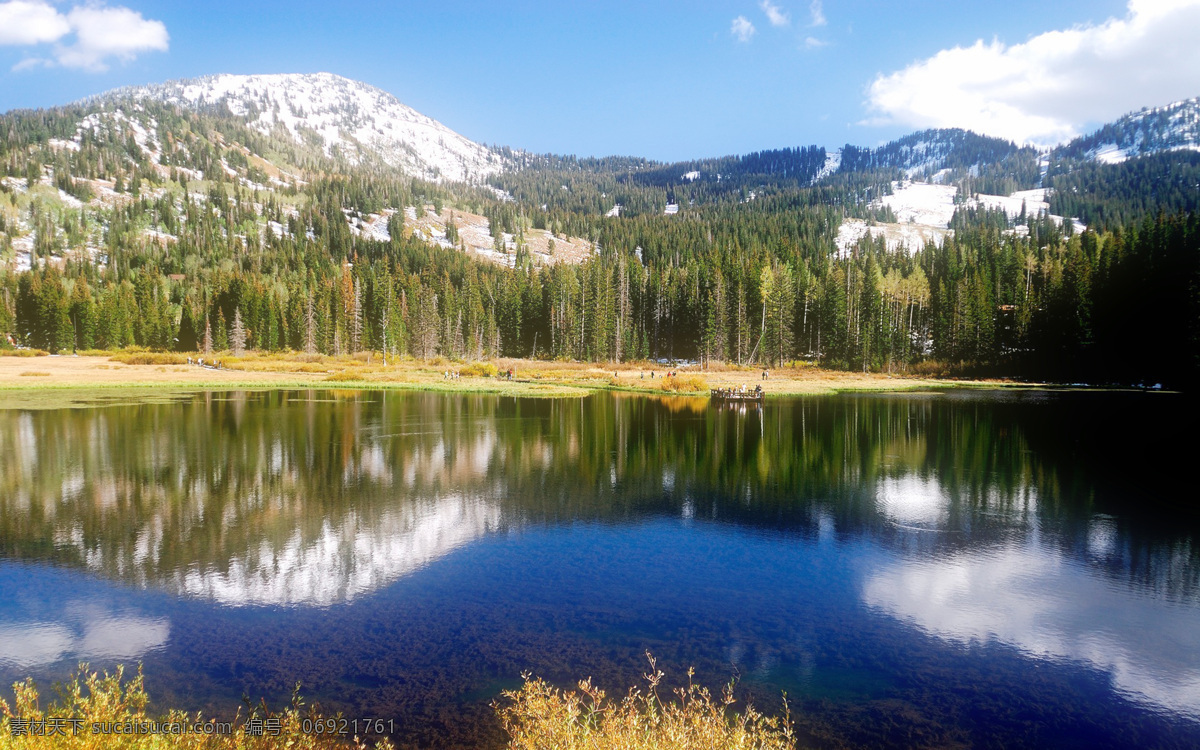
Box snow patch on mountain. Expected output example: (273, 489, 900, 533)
(878, 182, 958, 227)
(972, 188, 1050, 219)
(109, 73, 506, 183)
(836, 218, 951, 255)
(1087, 144, 1131, 165)
(1062, 96, 1200, 164)
(837, 181, 1087, 255)
(813, 148, 841, 182)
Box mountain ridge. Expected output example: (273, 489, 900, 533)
(9, 71, 1199, 188)
(93, 72, 507, 183)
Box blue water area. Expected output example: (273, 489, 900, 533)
(0, 389, 1197, 748)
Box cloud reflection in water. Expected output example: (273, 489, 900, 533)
(0, 608, 169, 669)
(864, 479, 1200, 719)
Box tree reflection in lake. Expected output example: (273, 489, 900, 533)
(0, 389, 1196, 748)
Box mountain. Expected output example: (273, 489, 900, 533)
(2, 73, 1198, 386)
(838, 128, 1038, 179)
(101, 73, 506, 183)
(1053, 97, 1200, 165)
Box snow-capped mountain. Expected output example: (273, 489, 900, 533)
(101, 73, 506, 183)
(1057, 97, 1200, 165)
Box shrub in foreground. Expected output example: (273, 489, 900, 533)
(0, 665, 391, 750)
(497, 656, 795, 750)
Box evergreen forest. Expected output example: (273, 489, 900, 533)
(1, 92, 1198, 388)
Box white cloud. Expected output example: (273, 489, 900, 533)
(0, 1, 70, 45)
(0, 0, 168, 73)
(731, 15, 756, 43)
(58, 4, 169, 71)
(11, 56, 45, 71)
(804, 36, 828, 50)
(808, 0, 826, 27)
(864, 0, 1200, 146)
(760, 0, 790, 27)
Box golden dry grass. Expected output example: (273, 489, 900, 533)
(497, 656, 795, 750)
(110, 352, 189, 366)
(659, 374, 708, 393)
(0, 349, 49, 357)
(460, 361, 499, 378)
(0, 352, 1019, 399)
(0, 665, 391, 750)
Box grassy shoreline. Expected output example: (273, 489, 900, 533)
(0, 351, 1035, 409)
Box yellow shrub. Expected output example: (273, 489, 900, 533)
(497, 656, 794, 750)
(659, 374, 707, 393)
(0, 664, 393, 750)
(324, 370, 368, 383)
(110, 352, 188, 366)
(0, 349, 49, 357)
(460, 361, 498, 378)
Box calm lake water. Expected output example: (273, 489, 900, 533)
(1, 388, 1198, 749)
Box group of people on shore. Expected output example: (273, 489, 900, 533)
(187, 357, 222, 369)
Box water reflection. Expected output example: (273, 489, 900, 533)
(0, 388, 1197, 747)
(176, 495, 503, 606)
(0, 391, 1196, 604)
(0, 606, 168, 669)
(864, 538, 1200, 719)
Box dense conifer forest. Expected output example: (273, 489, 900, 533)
(1, 93, 1198, 388)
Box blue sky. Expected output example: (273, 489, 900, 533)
(2, 0, 1198, 161)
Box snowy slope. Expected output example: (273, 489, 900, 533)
(106, 73, 506, 183)
(878, 182, 958, 227)
(836, 182, 1085, 255)
(973, 188, 1050, 219)
(813, 148, 841, 182)
(1060, 96, 1200, 165)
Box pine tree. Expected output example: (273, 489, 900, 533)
(176, 305, 198, 352)
(203, 316, 213, 355)
(68, 276, 95, 351)
(762, 264, 795, 367)
(215, 309, 229, 351)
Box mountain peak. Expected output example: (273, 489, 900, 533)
(103, 72, 505, 183)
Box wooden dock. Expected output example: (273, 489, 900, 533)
(710, 388, 764, 403)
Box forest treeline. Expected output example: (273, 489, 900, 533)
(1, 98, 1198, 388)
(3, 191, 1197, 387)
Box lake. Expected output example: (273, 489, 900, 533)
(0, 388, 1197, 748)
